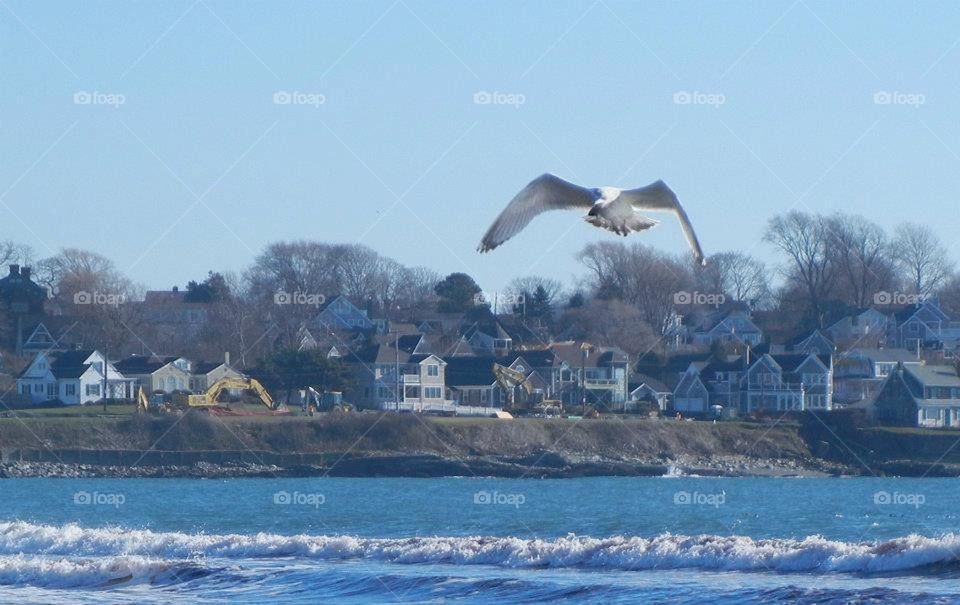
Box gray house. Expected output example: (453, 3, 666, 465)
(872, 364, 960, 428)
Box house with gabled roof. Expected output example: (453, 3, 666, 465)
(140, 288, 209, 337)
(779, 329, 835, 356)
(834, 347, 923, 405)
(396, 333, 430, 356)
(668, 355, 749, 415)
(16, 349, 134, 405)
(464, 323, 513, 357)
(628, 373, 671, 412)
(114, 354, 192, 394)
(189, 355, 247, 392)
(673, 363, 711, 413)
(545, 342, 630, 408)
(889, 300, 960, 354)
(685, 307, 763, 349)
(444, 356, 503, 409)
(314, 296, 375, 332)
(826, 307, 892, 348)
(342, 342, 448, 411)
(872, 364, 960, 428)
(741, 353, 833, 412)
(445, 351, 552, 411)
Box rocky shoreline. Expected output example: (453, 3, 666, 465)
(0, 452, 859, 479)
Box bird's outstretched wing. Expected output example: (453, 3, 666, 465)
(619, 180, 706, 265)
(478, 173, 595, 253)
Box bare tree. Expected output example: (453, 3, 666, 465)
(194, 272, 268, 366)
(387, 265, 439, 316)
(0, 241, 34, 268)
(559, 299, 660, 356)
(764, 211, 837, 326)
(891, 223, 954, 296)
(698, 251, 770, 307)
(937, 272, 960, 317)
(33, 248, 146, 355)
(824, 213, 897, 309)
(578, 241, 692, 336)
(36, 248, 137, 303)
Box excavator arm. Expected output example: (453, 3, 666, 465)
(178, 377, 278, 410)
(136, 386, 150, 414)
(493, 364, 534, 394)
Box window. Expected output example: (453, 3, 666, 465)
(481, 389, 488, 403)
(47, 383, 55, 397)
(86, 384, 101, 397)
(424, 387, 442, 399)
(515, 364, 525, 373)
(427, 365, 439, 377)
(65, 384, 76, 396)
(33, 384, 43, 393)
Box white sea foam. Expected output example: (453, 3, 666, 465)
(0, 554, 196, 588)
(0, 521, 957, 574)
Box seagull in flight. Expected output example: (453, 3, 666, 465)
(477, 173, 706, 265)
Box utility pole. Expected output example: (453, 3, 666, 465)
(395, 330, 400, 412)
(102, 347, 108, 412)
(580, 343, 590, 416)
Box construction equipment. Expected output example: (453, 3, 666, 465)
(305, 386, 353, 414)
(492, 363, 561, 413)
(173, 377, 282, 411)
(136, 386, 150, 414)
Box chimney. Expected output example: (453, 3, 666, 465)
(8, 264, 19, 276)
(224, 351, 231, 366)
(21, 267, 31, 280)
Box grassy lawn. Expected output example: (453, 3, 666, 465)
(870, 426, 960, 437)
(4, 404, 138, 417)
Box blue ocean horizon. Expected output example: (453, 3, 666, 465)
(1, 476, 958, 604)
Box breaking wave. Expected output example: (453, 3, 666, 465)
(1, 521, 959, 575)
(0, 554, 213, 588)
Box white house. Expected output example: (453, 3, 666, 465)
(114, 355, 192, 394)
(17, 349, 134, 405)
(189, 359, 247, 392)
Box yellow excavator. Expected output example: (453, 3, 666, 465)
(172, 377, 283, 411)
(492, 363, 562, 415)
(136, 386, 151, 414)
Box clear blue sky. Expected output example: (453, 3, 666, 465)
(2, 1, 959, 294)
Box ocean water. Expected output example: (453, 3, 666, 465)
(1, 476, 959, 603)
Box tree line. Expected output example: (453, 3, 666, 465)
(1, 211, 957, 363)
